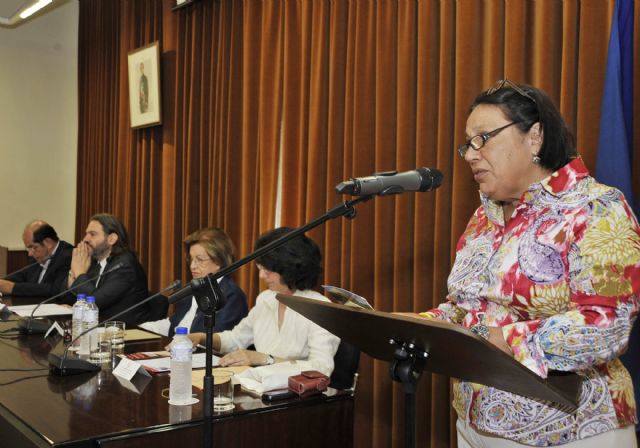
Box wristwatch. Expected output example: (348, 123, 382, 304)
(265, 354, 275, 365)
(470, 324, 490, 340)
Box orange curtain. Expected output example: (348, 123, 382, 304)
(76, 1, 640, 447)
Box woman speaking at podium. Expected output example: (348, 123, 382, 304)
(420, 80, 639, 447)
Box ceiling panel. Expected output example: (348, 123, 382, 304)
(0, 1, 28, 20)
(0, 1, 69, 28)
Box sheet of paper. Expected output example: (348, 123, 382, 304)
(124, 329, 162, 341)
(9, 304, 72, 317)
(192, 366, 248, 390)
(234, 361, 308, 394)
(321, 285, 374, 310)
(130, 352, 221, 373)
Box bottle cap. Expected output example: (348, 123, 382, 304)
(86, 296, 96, 303)
(77, 294, 86, 300)
(175, 327, 188, 335)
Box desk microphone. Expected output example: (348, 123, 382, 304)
(48, 280, 181, 376)
(18, 262, 124, 335)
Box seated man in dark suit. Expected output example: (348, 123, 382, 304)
(0, 221, 73, 297)
(62, 213, 149, 327)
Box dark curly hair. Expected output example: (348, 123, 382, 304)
(89, 213, 131, 256)
(255, 227, 322, 291)
(471, 81, 577, 172)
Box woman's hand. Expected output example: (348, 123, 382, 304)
(187, 333, 204, 347)
(219, 349, 270, 367)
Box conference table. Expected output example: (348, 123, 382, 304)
(0, 298, 354, 447)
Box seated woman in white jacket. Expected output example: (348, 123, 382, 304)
(188, 227, 340, 376)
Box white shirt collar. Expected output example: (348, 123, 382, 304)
(40, 241, 60, 268)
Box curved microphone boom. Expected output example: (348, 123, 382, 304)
(1, 255, 52, 280)
(48, 280, 181, 376)
(18, 262, 125, 334)
(336, 167, 443, 196)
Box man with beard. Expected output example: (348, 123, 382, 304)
(0, 220, 73, 297)
(63, 213, 149, 326)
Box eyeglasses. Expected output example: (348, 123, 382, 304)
(486, 79, 537, 106)
(187, 255, 212, 266)
(25, 243, 43, 252)
(457, 121, 520, 158)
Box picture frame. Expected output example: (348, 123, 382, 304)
(172, 0, 201, 10)
(127, 41, 162, 129)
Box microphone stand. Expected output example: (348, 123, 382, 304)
(1, 260, 42, 280)
(168, 195, 373, 448)
(18, 262, 124, 334)
(48, 280, 181, 376)
(191, 277, 225, 448)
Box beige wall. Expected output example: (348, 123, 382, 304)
(0, 1, 78, 249)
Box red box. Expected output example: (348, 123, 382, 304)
(288, 370, 330, 397)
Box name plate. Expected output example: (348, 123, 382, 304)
(113, 357, 151, 381)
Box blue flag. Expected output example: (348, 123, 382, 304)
(596, 0, 636, 214)
(596, 0, 638, 434)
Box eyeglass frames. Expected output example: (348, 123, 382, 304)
(486, 79, 537, 106)
(456, 79, 536, 158)
(187, 255, 212, 266)
(25, 242, 43, 252)
(457, 121, 520, 158)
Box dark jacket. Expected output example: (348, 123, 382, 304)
(7, 241, 73, 297)
(62, 251, 149, 327)
(168, 276, 248, 337)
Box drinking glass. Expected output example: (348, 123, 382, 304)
(104, 321, 126, 355)
(88, 328, 112, 364)
(213, 370, 234, 412)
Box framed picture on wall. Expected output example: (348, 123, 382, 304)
(127, 41, 162, 129)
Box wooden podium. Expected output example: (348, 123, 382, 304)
(276, 293, 583, 446)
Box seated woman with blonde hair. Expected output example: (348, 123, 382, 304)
(141, 227, 248, 336)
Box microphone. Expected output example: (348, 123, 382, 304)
(167, 278, 205, 305)
(48, 280, 181, 376)
(167, 276, 226, 311)
(336, 167, 443, 196)
(1, 258, 48, 280)
(18, 262, 124, 334)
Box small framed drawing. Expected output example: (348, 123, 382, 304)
(127, 41, 162, 129)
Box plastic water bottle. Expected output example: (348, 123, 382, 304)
(70, 294, 87, 350)
(169, 327, 193, 404)
(80, 296, 99, 355)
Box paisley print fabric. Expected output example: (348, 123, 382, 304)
(421, 158, 640, 446)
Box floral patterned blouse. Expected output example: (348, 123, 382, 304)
(421, 158, 639, 446)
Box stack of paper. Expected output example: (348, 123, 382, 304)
(125, 352, 221, 373)
(235, 361, 312, 394)
(9, 304, 72, 317)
